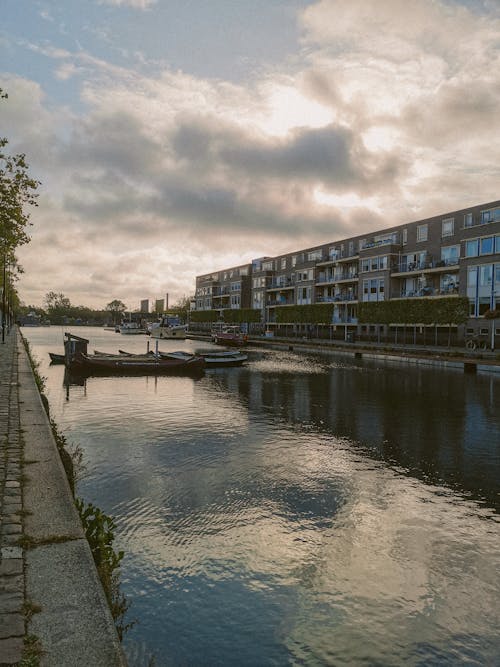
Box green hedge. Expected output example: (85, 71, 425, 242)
(275, 303, 334, 324)
(358, 297, 469, 325)
(223, 308, 262, 323)
(189, 310, 219, 323)
(189, 308, 261, 324)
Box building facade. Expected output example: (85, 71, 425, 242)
(193, 200, 500, 342)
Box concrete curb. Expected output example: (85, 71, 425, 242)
(17, 337, 127, 666)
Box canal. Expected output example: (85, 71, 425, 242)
(24, 326, 500, 666)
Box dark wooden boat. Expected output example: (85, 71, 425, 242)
(70, 352, 205, 375)
(118, 349, 248, 367)
(49, 352, 65, 364)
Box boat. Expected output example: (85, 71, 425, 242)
(49, 352, 65, 364)
(149, 316, 187, 339)
(213, 326, 248, 347)
(69, 352, 205, 375)
(118, 348, 247, 367)
(119, 321, 147, 335)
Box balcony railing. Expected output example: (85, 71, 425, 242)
(316, 295, 358, 303)
(317, 272, 359, 283)
(392, 286, 459, 299)
(393, 258, 459, 274)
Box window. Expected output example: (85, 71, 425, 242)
(442, 218, 454, 237)
(329, 247, 338, 261)
(480, 237, 494, 255)
(496, 235, 500, 253)
(361, 259, 370, 272)
(307, 249, 323, 261)
(466, 239, 479, 257)
(479, 264, 493, 287)
(262, 261, 273, 271)
(291, 255, 297, 267)
(464, 212, 473, 227)
(441, 245, 460, 265)
(348, 241, 354, 256)
(481, 208, 500, 224)
(281, 258, 286, 269)
(402, 229, 408, 245)
(417, 224, 428, 242)
(467, 267, 477, 288)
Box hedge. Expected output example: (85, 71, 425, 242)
(357, 297, 470, 325)
(275, 303, 334, 324)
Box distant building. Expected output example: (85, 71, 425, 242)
(192, 199, 500, 344)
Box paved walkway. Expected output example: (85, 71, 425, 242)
(0, 328, 126, 666)
(0, 328, 25, 664)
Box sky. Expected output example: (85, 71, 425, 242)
(2, 0, 500, 311)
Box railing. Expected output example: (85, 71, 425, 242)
(392, 286, 459, 298)
(316, 295, 357, 303)
(267, 299, 294, 306)
(317, 272, 359, 283)
(332, 316, 358, 324)
(394, 258, 459, 273)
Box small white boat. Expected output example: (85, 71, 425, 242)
(149, 317, 187, 339)
(119, 321, 147, 335)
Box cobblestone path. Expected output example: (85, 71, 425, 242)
(0, 329, 25, 665)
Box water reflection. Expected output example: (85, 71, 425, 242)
(22, 328, 500, 666)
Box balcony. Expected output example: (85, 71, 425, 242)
(267, 299, 294, 307)
(316, 295, 358, 303)
(391, 259, 459, 276)
(317, 272, 359, 285)
(391, 286, 459, 299)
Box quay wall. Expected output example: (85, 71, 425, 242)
(187, 333, 500, 374)
(17, 333, 127, 666)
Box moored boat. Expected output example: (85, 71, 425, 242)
(70, 352, 205, 375)
(213, 326, 248, 347)
(149, 316, 187, 339)
(49, 352, 65, 364)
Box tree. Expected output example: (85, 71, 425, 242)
(45, 291, 71, 311)
(105, 299, 127, 324)
(1, 88, 40, 341)
(170, 295, 191, 322)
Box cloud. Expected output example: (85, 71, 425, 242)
(5, 0, 500, 307)
(97, 0, 157, 9)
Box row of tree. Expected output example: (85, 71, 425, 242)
(20, 293, 191, 326)
(1, 88, 40, 339)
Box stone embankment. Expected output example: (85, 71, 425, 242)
(0, 328, 126, 666)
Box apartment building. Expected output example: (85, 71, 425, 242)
(193, 199, 500, 340)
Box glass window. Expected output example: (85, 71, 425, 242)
(291, 255, 297, 267)
(402, 228, 408, 244)
(495, 235, 500, 253)
(464, 212, 473, 227)
(280, 258, 286, 269)
(441, 245, 460, 264)
(466, 239, 479, 257)
(442, 218, 454, 237)
(417, 224, 428, 242)
(371, 258, 378, 271)
(467, 267, 477, 287)
(479, 265, 493, 286)
(480, 237, 494, 255)
(380, 256, 388, 269)
(361, 259, 370, 272)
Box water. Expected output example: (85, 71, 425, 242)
(23, 327, 500, 666)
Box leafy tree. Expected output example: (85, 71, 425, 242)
(1, 88, 40, 337)
(105, 299, 127, 324)
(170, 295, 191, 321)
(45, 291, 71, 311)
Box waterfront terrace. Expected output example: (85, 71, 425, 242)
(192, 199, 500, 347)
